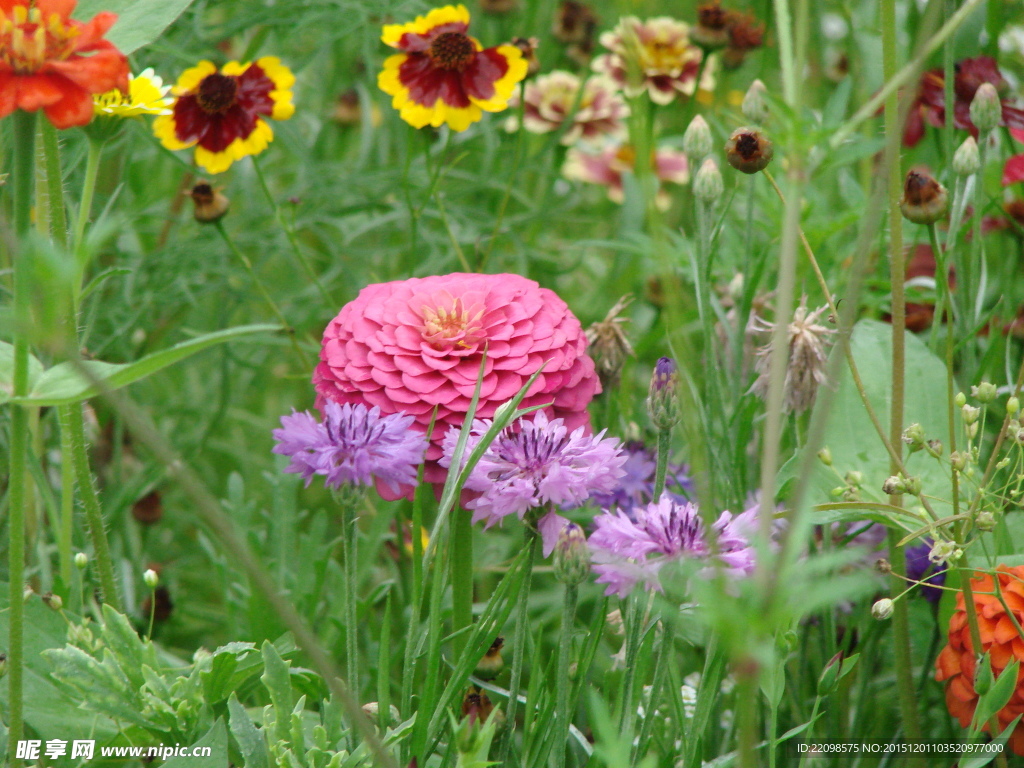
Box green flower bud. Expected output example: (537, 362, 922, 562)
(741, 79, 769, 125)
(950, 451, 967, 472)
(553, 523, 591, 586)
(962, 405, 981, 425)
(975, 509, 997, 531)
(871, 598, 894, 620)
(972, 382, 998, 403)
(817, 447, 833, 466)
(969, 83, 1002, 134)
(926, 439, 943, 458)
(844, 470, 863, 487)
(683, 115, 713, 161)
(1008, 396, 1020, 415)
(952, 136, 980, 176)
(42, 592, 63, 611)
(902, 423, 926, 452)
(74, 552, 88, 570)
(904, 476, 922, 496)
(143, 568, 159, 590)
(817, 651, 844, 697)
(647, 357, 681, 429)
(693, 157, 724, 202)
(882, 475, 904, 495)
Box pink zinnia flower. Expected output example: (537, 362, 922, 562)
(563, 142, 689, 210)
(314, 272, 601, 498)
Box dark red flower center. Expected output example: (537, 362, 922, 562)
(735, 132, 758, 159)
(428, 32, 475, 70)
(196, 73, 239, 114)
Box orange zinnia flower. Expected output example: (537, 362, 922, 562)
(935, 565, 1024, 755)
(377, 4, 527, 132)
(0, 0, 129, 129)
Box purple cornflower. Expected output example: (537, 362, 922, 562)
(440, 410, 627, 555)
(272, 401, 427, 494)
(905, 539, 947, 603)
(589, 441, 694, 515)
(589, 497, 758, 597)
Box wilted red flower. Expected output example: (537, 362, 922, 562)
(0, 0, 129, 129)
(313, 273, 601, 497)
(377, 4, 527, 132)
(935, 565, 1024, 755)
(154, 57, 295, 174)
(903, 56, 1024, 147)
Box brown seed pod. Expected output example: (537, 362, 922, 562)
(190, 181, 230, 223)
(899, 167, 948, 224)
(725, 127, 773, 173)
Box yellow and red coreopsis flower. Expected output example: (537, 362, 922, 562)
(936, 565, 1024, 755)
(153, 57, 295, 174)
(0, 0, 129, 129)
(377, 4, 527, 132)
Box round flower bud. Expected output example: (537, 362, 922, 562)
(817, 447, 832, 466)
(926, 439, 943, 457)
(511, 37, 540, 77)
(42, 593, 63, 611)
(74, 552, 88, 570)
(904, 476, 922, 496)
(1008, 396, 1020, 415)
(899, 168, 948, 224)
(952, 136, 980, 176)
(902, 422, 926, 452)
(961, 405, 981, 425)
(553, 523, 591, 586)
(190, 182, 230, 224)
(474, 637, 505, 681)
(971, 382, 997, 403)
(693, 157, 724, 202)
(683, 115, 713, 161)
(844, 470, 863, 487)
(143, 568, 159, 589)
(691, 2, 731, 49)
(725, 127, 773, 174)
(975, 509, 997, 531)
(882, 475, 904, 495)
(969, 82, 1002, 134)
(647, 357, 681, 429)
(875, 558, 892, 574)
(950, 451, 967, 471)
(871, 598, 894, 620)
(741, 79, 769, 124)
(955, 392, 967, 407)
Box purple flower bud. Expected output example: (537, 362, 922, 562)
(647, 357, 680, 429)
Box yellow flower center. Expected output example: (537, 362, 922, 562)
(421, 299, 485, 349)
(428, 32, 475, 71)
(0, 5, 80, 75)
(196, 73, 239, 114)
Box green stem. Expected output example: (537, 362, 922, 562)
(251, 157, 334, 307)
(653, 427, 671, 501)
(882, 0, 921, 740)
(7, 108, 37, 763)
(499, 531, 538, 766)
(73, 137, 103, 266)
(56, 407, 76, 588)
(553, 583, 579, 768)
(66, 402, 121, 611)
(634, 615, 673, 761)
(617, 595, 646, 740)
(342, 494, 360, 705)
(450, 507, 474, 664)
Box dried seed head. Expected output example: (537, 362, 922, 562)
(511, 37, 541, 76)
(741, 79, 769, 124)
(480, 0, 518, 14)
(683, 115, 713, 161)
(722, 12, 765, 69)
(585, 294, 635, 389)
(970, 82, 1002, 134)
(952, 136, 980, 176)
(875, 558, 892, 574)
(190, 182, 230, 223)
(692, 2, 731, 49)
(725, 127, 773, 173)
(749, 298, 835, 413)
(694, 157, 724, 202)
(474, 637, 505, 681)
(333, 89, 362, 125)
(553, 0, 597, 45)
(898, 168, 948, 224)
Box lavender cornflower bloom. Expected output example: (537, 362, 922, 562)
(272, 401, 427, 494)
(440, 410, 627, 555)
(589, 441, 694, 515)
(590, 497, 757, 597)
(905, 539, 947, 603)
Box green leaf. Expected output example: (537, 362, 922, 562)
(202, 652, 239, 705)
(161, 718, 228, 768)
(228, 694, 270, 768)
(974, 659, 1020, 731)
(0, 342, 44, 405)
(260, 640, 294, 743)
(9, 324, 279, 406)
(74, 0, 198, 55)
(793, 319, 953, 528)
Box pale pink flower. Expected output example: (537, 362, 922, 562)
(314, 273, 601, 497)
(507, 70, 628, 144)
(563, 142, 689, 210)
(592, 16, 709, 105)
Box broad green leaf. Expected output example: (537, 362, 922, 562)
(792, 319, 953, 532)
(260, 640, 294, 743)
(74, 0, 198, 55)
(0, 342, 44, 405)
(161, 718, 228, 768)
(9, 324, 279, 406)
(974, 659, 1020, 732)
(228, 694, 270, 768)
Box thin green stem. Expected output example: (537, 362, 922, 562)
(342, 495, 360, 707)
(553, 582, 579, 768)
(450, 507, 474, 663)
(499, 531, 538, 767)
(56, 407, 76, 588)
(617, 595, 645, 741)
(73, 138, 103, 265)
(634, 615, 673, 761)
(146, 586, 157, 639)
(251, 157, 334, 307)
(66, 402, 120, 611)
(7, 108, 37, 763)
(653, 428, 671, 501)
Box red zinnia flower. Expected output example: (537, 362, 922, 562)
(153, 57, 295, 174)
(377, 4, 528, 132)
(936, 565, 1024, 755)
(0, 0, 129, 129)
(903, 56, 1024, 147)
